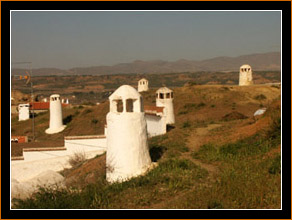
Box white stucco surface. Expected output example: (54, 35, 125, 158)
(64, 136, 107, 150)
(18, 104, 30, 121)
(156, 87, 175, 125)
(239, 64, 253, 86)
(145, 114, 167, 137)
(106, 85, 152, 183)
(106, 113, 152, 183)
(138, 78, 149, 92)
(11, 139, 106, 182)
(12, 171, 65, 200)
(46, 94, 66, 134)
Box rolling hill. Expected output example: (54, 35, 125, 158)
(11, 52, 280, 76)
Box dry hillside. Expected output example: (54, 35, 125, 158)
(12, 84, 281, 209)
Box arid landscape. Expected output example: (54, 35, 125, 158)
(11, 74, 281, 209)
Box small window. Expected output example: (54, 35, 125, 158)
(166, 93, 170, 99)
(171, 92, 173, 98)
(126, 99, 134, 112)
(140, 97, 144, 112)
(116, 100, 123, 112)
(156, 93, 159, 98)
(159, 93, 164, 99)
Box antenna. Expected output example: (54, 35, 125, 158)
(12, 62, 35, 141)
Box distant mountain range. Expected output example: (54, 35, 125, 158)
(12, 52, 280, 76)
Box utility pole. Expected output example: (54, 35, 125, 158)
(12, 61, 35, 141)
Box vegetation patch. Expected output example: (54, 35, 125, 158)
(221, 111, 248, 121)
(68, 152, 87, 167)
(268, 154, 281, 175)
(184, 102, 206, 110)
(13, 159, 208, 209)
(254, 94, 267, 100)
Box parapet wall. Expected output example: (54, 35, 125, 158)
(64, 135, 107, 150)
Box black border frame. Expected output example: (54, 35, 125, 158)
(2, 1, 291, 219)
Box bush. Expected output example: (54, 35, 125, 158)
(91, 119, 99, 124)
(208, 200, 224, 209)
(254, 94, 267, 100)
(68, 152, 86, 167)
(82, 109, 92, 115)
(182, 122, 191, 128)
(269, 154, 281, 174)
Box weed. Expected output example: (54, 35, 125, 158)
(74, 110, 80, 116)
(182, 121, 191, 128)
(178, 111, 187, 115)
(208, 200, 224, 209)
(271, 85, 280, 89)
(222, 87, 230, 91)
(192, 144, 220, 162)
(91, 119, 99, 124)
(83, 109, 92, 114)
(68, 152, 87, 167)
(183, 102, 206, 110)
(254, 94, 267, 101)
(13, 159, 208, 209)
(268, 154, 281, 175)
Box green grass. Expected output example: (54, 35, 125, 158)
(268, 154, 281, 175)
(13, 159, 208, 209)
(192, 126, 279, 163)
(11, 89, 281, 209)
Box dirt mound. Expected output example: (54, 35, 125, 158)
(222, 111, 248, 121)
(62, 154, 106, 188)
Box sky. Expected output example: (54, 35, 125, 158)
(11, 11, 281, 69)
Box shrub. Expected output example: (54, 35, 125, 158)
(182, 122, 191, 128)
(183, 102, 206, 110)
(254, 94, 267, 100)
(178, 111, 188, 115)
(268, 154, 281, 174)
(208, 200, 224, 209)
(82, 109, 92, 115)
(68, 152, 86, 167)
(91, 119, 99, 124)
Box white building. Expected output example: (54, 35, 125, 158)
(144, 106, 167, 137)
(138, 78, 149, 92)
(18, 104, 30, 121)
(156, 87, 175, 125)
(239, 64, 253, 86)
(45, 94, 66, 134)
(106, 85, 153, 183)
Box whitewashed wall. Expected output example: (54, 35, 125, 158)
(64, 135, 107, 151)
(145, 114, 167, 137)
(18, 104, 30, 121)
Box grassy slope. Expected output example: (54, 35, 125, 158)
(12, 84, 281, 209)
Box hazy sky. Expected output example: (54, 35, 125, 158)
(11, 11, 281, 69)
